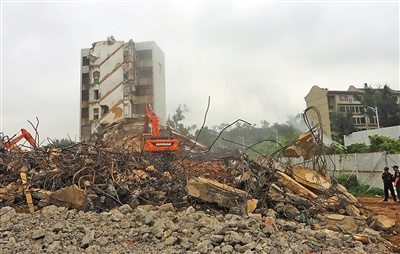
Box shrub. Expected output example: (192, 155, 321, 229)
(334, 174, 383, 196)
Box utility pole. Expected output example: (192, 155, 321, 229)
(367, 106, 380, 129)
(239, 136, 245, 146)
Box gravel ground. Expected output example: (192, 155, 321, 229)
(0, 204, 392, 254)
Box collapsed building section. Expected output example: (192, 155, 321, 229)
(1, 119, 395, 241)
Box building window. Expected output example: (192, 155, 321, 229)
(82, 56, 90, 66)
(138, 68, 153, 78)
(369, 117, 376, 124)
(137, 50, 152, 61)
(93, 108, 99, 120)
(82, 73, 89, 84)
(135, 104, 147, 114)
(338, 105, 366, 114)
(346, 106, 354, 113)
(93, 71, 100, 84)
(339, 95, 348, 101)
(94, 90, 100, 100)
(353, 117, 366, 125)
(328, 96, 335, 109)
(82, 90, 89, 101)
(101, 105, 109, 115)
(135, 85, 153, 96)
(81, 108, 89, 118)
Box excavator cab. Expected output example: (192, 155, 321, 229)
(141, 133, 179, 152)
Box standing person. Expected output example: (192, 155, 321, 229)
(393, 165, 400, 202)
(382, 167, 397, 202)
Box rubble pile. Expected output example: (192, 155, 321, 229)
(0, 128, 397, 253)
(0, 204, 390, 254)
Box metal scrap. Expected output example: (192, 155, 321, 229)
(0, 117, 369, 231)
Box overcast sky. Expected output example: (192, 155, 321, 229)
(1, 1, 399, 144)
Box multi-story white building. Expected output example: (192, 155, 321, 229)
(80, 38, 166, 140)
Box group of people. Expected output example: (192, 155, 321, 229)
(382, 164, 400, 202)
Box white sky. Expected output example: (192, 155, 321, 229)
(1, 1, 399, 143)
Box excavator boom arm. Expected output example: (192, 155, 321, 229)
(3, 129, 37, 149)
(145, 105, 160, 137)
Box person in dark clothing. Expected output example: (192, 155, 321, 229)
(392, 165, 400, 202)
(382, 167, 397, 202)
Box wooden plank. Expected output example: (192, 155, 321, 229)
(20, 172, 35, 213)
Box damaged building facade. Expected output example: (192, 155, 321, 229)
(304, 85, 400, 139)
(80, 38, 166, 140)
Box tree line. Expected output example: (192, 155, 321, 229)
(167, 83, 400, 157)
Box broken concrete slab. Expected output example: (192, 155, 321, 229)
(49, 185, 86, 209)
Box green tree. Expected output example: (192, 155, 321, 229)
(375, 85, 400, 127)
(345, 143, 369, 153)
(369, 134, 400, 154)
(342, 135, 400, 154)
(355, 83, 400, 127)
(193, 126, 218, 147)
(166, 104, 196, 137)
(330, 112, 356, 144)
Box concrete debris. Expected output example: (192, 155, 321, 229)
(0, 125, 396, 253)
(49, 185, 86, 209)
(187, 177, 247, 208)
(0, 204, 391, 254)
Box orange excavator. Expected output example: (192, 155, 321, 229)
(0, 129, 37, 150)
(141, 104, 179, 152)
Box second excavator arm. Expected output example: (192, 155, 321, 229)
(2, 129, 37, 150)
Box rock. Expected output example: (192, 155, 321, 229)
(313, 230, 327, 240)
(371, 215, 395, 231)
(324, 214, 358, 232)
(210, 234, 224, 243)
(31, 229, 45, 239)
(47, 240, 61, 252)
(81, 230, 95, 248)
(196, 240, 211, 253)
(238, 242, 257, 252)
(132, 208, 153, 225)
(137, 204, 153, 211)
(153, 219, 166, 238)
(159, 203, 174, 212)
(0, 206, 16, 223)
(224, 231, 242, 244)
(51, 221, 64, 233)
(43, 232, 55, 244)
(164, 236, 178, 246)
(221, 244, 234, 254)
(189, 230, 200, 243)
(362, 227, 383, 243)
(118, 204, 133, 214)
(110, 208, 124, 222)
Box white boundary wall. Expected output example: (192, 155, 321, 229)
(288, 153, 400, 189)
(344, 125, 400, 147)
